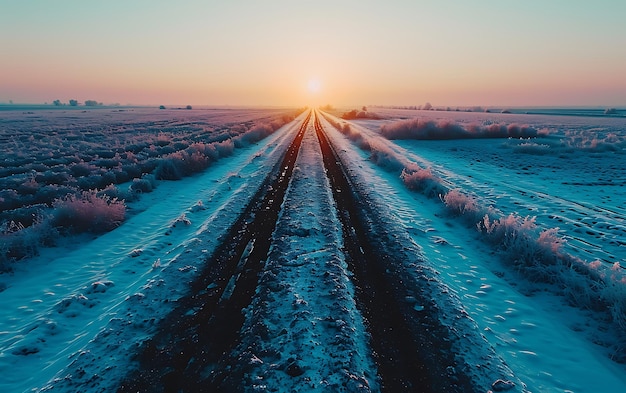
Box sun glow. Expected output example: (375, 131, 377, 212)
(307, 79, 321, 93)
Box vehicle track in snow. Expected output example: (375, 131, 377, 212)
(314, 111, 466, 392)
(118, 110, 479, 392)
(118, 111, 312, 392)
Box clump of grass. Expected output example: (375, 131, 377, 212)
(401, 166, 445, 197)
(52, 190, 125, 233)
(1, 214, 58, 267)
(380, 118, 539, 140)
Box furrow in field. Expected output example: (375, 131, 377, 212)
(117, 112, 312, 392)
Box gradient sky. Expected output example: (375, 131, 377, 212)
(2, 0, 625, 107)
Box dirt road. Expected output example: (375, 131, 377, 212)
(118, 110, 510, 392)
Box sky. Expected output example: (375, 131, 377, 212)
(1, 0, 625, 107)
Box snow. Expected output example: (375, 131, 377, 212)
(318, 114, 523, 391)
(1, 107, 626, 392)
(232, 117, 378, 391)
(0, 112, 306, 392)
(321, 109, 626, 392)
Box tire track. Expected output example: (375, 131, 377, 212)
(314, 110, 469, 392)
(119, 108, 483, 392)
(118, 111, 311, 392)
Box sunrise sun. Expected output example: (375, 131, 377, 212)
(307, 79, 321, 93)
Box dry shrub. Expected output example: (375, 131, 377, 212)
(1, 215, 58, 266)
(234, 124, 274, 147)
(513, 142, 551, 155)
(401, 167, 442, 197)
(368, 140, 404, 172)
(130, 175, 156, 193)
(52, 190, 125, 233)
(442, 189, 479, 216)
(381, 118, 538, 140)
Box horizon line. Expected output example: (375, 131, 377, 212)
(1, 102, 625, 110)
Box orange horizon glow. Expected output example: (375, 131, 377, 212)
(2, 1, 625, 108)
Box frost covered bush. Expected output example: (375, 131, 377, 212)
(121, 160, 141, 178)
(475, 212, 581, 283)
(341, 109, 381, 120)
(401, 166, 444, 197)
(563, 130, 625, 152)
(70, 162, 98, 178)
(480, 212, 626, 343)
(441, 189, 480, 217)
(380, 119, 451, 139)
(506, 124, 538, 138)
(232, 115, 294, 147)
(130, 175, 156, 194)
(328, 118, 371, 150)
(52, 190, 125, 233)
(587, 261, 626, 326)
(367, 140, 404, 172)
(437, 188, 626, 347)
(234, 124, 274, 147)
(0, 204, 48, 228)
(234, 116, 294, 147)
(0, 189, 20, 211)
(380, 118, 539, 140)
(151, 114, 295, 180)
(77, 173, 115, 190)
(0, 216, 58, 266)
(439, 189, 564, 277)
(156, 149, 211, 180)
(17, 178, 39, 195)
(155, 155, 183, 180)
(97, 184, 134, 202)
(513, 142, 551, 155)
(155, 150, 209, 180)
(35, 170, 73, 187)
(214, 139, 235, 158)
(322, 112, 445, 194)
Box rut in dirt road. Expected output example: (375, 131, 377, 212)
(118, 109, 481, 392)
(314, 111, 470, 392)
(118, 112, 312, 392)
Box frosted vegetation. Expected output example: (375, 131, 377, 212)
(380, 118, 544, 139)
(0, 108, 304, 268)
(321, 110, 626, 358)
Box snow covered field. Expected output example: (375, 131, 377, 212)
(1, 106, 625, 392)
(324, 108, 626, 391)
(0, 107, 303, 391)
